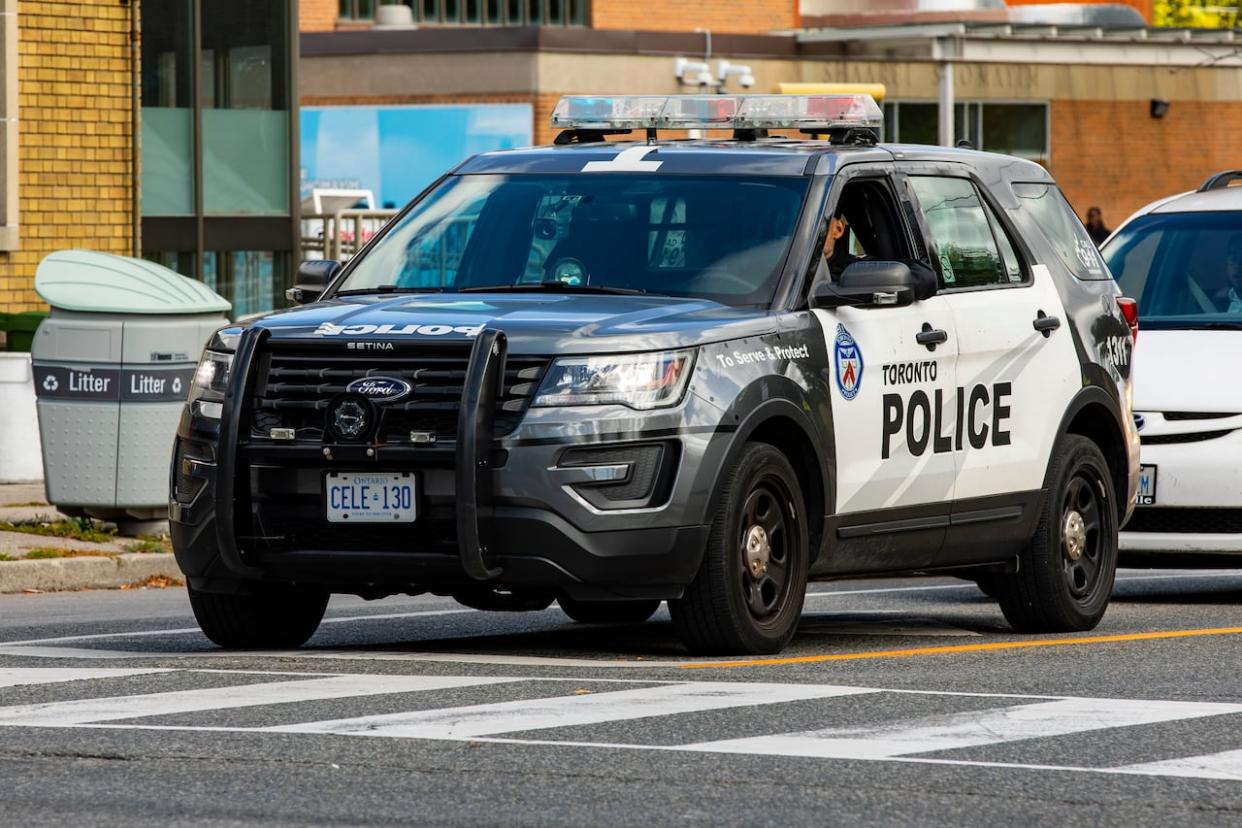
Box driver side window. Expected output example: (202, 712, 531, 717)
(807, 176, 913, 301)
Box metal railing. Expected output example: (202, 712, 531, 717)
(301, 209, 400, 262)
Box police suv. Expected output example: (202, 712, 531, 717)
(172, 94, 1140, 655)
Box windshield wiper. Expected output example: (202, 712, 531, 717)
(460, 281, 648, 296)
(333, 285, 445, 297)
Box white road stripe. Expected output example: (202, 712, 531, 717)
(1113, 749, 1242, 780)
(267, 681, 879, 740)
(682, 697, 1242, 759)
(0, 667, 170, 687)
(0, 674, 518, 727)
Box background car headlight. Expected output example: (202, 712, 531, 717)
(533, 350, 694, 410)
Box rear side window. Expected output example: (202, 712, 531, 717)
(1012, 182, 1109, 280)
(909, 176, 1023, 290)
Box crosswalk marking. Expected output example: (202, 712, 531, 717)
(0, 674, 517, 727)
(5, 667, 1242, 783)
(1113, 749, 1242, 781)
(680, 697, 1242, 759)
(267, 681, 878, 740)
(0, 667, 170, 688)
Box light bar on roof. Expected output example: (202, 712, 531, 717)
(549, 94, 883, 132)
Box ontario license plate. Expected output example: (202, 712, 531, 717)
(1137, 464, 1157, 506)
(325, 472, 416, 523)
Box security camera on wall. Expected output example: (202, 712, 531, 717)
(717, 60, 756, 90)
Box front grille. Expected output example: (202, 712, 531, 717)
(249, 342, 548, 444)
(1140, 429, 1235, 445)
(1125, 507, 1242, 534)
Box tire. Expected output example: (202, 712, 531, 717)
(990, 435, 1119, 633)
(188, 585, 328, 649)
(669, 442, 809, 655)
(558, 596, 661, 624)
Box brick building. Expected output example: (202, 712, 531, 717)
(0, 0, 138, 314)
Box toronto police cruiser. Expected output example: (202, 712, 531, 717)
(172, 94, 1140, 655)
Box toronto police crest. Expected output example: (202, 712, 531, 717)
(834, 324, 863, 401)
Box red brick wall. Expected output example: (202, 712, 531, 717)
(590, 0, 797, 33)
(1007, 0, 1152, 24)
(1050, 99, 1242, 228)
(300, 0, 339, 32)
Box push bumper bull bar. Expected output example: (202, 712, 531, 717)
(213, 325, 510, 582)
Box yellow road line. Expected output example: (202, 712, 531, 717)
(680, 627, 1242, 670)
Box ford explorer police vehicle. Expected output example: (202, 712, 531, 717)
(171, 94, 1140, 655)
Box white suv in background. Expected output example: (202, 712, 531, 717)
(1103, 171, 1242, 563)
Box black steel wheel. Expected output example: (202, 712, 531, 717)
(670, 442, 809, 655)
(990, 435, 1118, 633)
(558, 596, 661, 624)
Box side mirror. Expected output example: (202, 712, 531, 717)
(811, 261, 918, 309)
(286, 260, 342, 305)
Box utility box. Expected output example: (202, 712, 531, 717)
(31, 250, 230, 520)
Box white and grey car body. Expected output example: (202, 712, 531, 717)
(171, 139, 1138, 601)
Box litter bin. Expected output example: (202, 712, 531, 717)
(31, 250, 230, 522)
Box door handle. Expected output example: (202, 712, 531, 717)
(1033, 311, 1061, 337)
(915, 323, 948, 351)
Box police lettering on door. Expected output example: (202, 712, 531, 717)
(880, 376, 1012, 459)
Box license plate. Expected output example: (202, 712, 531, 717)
(325, 472, 416, 523)
(1137, 464, 1157, 506)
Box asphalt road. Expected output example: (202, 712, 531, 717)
(2, 570, 1242, 826)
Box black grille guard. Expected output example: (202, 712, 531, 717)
(214, 325, 508, 581)
(456, 327, 506, 580)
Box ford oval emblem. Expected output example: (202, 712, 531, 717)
(346, 376, 412, 403)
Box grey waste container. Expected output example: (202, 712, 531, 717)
(30, 250, 230, 522)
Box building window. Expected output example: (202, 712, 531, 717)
(344, 0, 588, 24)
(883, 101, 1049, 163)
(339, 0, 375, 20)
(0, 0, 18, 252)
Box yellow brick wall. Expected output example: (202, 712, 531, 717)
(300, 0, 338, 32)
(0, 1, 137, 313)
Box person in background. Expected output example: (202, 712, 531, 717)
(1085, 206, 1111, 247)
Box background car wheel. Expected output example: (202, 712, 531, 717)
(188, 585, 328, 649)
(670, 442, 809, 655)
(558, 596, 661, 624)
(990, 435, 1118, 633)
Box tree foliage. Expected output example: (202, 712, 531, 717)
(1154, 0, 1241, 28)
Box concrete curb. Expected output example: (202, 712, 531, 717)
(0, 553, 182, 593)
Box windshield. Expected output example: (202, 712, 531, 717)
(333, 173, 809, 307)
(1103, 211, 1242, 330)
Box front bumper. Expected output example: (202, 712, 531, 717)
(1119, 424, 1242, 559)
(171, 327, 714, 599)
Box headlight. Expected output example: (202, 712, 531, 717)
(188, 326, 244, 418)
(191, 350, 233, 398)
(533, 350, 694, 410)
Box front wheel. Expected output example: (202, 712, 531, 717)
(188, 585, 329, 649)
(989, 435, 1119, 633)
(670, 442, 809, 655)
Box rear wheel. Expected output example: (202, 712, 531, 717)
(670, 442, 809, 655)
(990, 435, 1118, 633)
(558, 596, 661, 624)
(188, 585, 328, 649)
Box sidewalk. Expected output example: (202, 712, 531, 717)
(0, 483, 183, 593)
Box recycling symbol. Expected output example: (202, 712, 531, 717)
(172, 377, 183, 394)
(42, 374, 58, 392)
